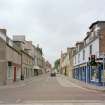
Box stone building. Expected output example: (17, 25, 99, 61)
(21, 50, 33, 79)
(60, 52, 67, 75)
(0, 30, 45, 85)
(13, 35, 45, 76)
(0, 29, 21, 85)
(45, 61, 52, 73)
(60, 47, 75, 77)
(0, 29, 7, 85)
(33, 45, 44, 75)
(13, 35, 34, 78)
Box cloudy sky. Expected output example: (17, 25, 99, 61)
(0, 0, 105, 65)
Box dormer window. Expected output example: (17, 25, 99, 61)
(94, 24, 100, 32)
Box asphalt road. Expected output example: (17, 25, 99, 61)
(0, 73, 105, 104)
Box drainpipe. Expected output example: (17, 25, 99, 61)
(86, 64, 88, 84)
(21, 51, 23, 80)
(103, 53, 105, 86)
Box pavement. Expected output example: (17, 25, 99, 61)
(0, 73, 105, 105)
(0, 76, 39, 89)
(61, 75, 105, 92)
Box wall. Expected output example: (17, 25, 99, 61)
(0, 35, 7, 85)
(6, 45, 21, 82)
(22, 51, 33, 79)
(74, 38, 99, 67)
(100, 28, 105, 54)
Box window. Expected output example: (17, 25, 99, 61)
(89, 45, 92, 55)
(83, 50, 85, 60)
(78, 53, 80, 63)
(75, 56, 76, 64)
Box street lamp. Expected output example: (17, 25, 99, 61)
(102, 53, 105, 86)
(97, 52, 105, 86)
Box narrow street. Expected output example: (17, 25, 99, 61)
(0, 74, 105, 104)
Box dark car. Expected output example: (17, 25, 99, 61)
(50, 71, 56, 77)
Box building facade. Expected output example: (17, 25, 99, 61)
(60, 47, 75, 77)
(0, 29, 22, 85)
(0, 29, 7, 85)
(33, 45, 44, 75)
(21, 50, 33, 79)
(13, 35, 34, 79)
(60, 52, 67, 75)
(73, 21, 105, 86)
(6, 38, 21, 83)
(0, 29, 46, 85)
(45, 61, 52, 73)
(13, 35, 45, 76)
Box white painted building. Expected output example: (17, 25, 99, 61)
(73, 21, 105, 86)
(74, 38, 100, 67)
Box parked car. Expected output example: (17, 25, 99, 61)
(50, 71, 56, 77)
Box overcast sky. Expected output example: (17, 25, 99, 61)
(0, 0, 105, 65)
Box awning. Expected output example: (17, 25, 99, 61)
(33, 65, 41, 70)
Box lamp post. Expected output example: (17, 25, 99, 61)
(98, 52, 105, 86)
(102, 53, 105, 86)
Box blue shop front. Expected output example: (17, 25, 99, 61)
(73, 63, 105, 86)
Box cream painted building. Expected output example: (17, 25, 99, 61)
(60, 47, 75, 77)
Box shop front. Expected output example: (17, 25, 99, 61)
(73, 63, 105, 86)
(7, 61, 21, 83)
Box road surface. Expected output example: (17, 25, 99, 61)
(0, 73, 105, 104)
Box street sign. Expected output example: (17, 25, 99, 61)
(96, 58, 104, 63)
